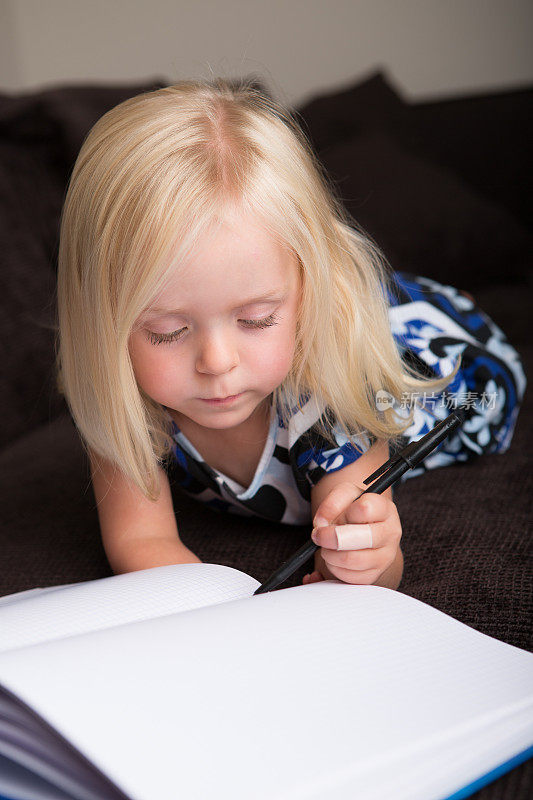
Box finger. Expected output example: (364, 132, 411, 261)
(312, 481, 367, 528)
(318, 562, 382, 585)
(336, 523, 374, 550)
(344, 492, 391, 525)
(321, 545, 394, 571)
(311, 525, 342, 550)
(305, 570, 325, 583)
(311, 523, 372, 550)
(312, 517, 401, 551)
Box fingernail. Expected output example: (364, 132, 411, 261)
(314, 516, 328, 528)
(311, 528, 319, 544)
(335, 524, 373, 551)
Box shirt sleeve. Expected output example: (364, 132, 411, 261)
(288, 401, 376, 492)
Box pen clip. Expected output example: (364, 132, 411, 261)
(362, 440, 421, 485)
(362, 452, 401, 485)
(364, 409, 464, 486)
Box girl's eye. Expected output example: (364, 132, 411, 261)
(147, 312, 280, 346)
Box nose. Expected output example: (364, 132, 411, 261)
(195, 327, 240, 375)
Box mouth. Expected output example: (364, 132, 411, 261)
(199, 392, 244, 405)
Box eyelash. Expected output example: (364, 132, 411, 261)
(146, 312, 280, 346)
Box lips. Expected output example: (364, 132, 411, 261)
(199, 392, 245, 404)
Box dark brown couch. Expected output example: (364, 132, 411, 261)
(1, 71, 531, 798)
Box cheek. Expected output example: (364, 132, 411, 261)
(129, 337, 178, 397)
(249, 324, 296, 376)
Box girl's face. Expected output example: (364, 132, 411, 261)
(129, 207, 302, 435)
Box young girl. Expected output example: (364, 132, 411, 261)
(55, 78, 526, 589)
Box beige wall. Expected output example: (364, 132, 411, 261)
(1, 0, 532, 106)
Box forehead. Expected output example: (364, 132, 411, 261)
(146, 212, 299, 312)
(187, 207, 291, 265)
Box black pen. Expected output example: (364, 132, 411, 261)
(253, 408, 464, 595)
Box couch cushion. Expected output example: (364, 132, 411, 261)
(404, 87, 533, 230)
(318, 129, 532, 291)
(0, 80, 167, 449)
(295, 69, 410, 152)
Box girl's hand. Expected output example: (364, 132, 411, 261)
(302, 483, 402, 587)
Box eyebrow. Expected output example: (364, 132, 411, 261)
(146, 287, 288, 316)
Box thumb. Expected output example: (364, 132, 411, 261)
(313, 481, 366, 528)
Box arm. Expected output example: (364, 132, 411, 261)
(309, 439, 404, 590)
(89, 449, 202, 575)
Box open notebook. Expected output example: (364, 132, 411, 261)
(0, 563, 531, 800)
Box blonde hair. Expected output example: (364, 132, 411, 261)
(56, 77, 459, 501)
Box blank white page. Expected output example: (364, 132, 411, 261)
(0, 581, 531, 800)
(0, 563, 259, 652)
